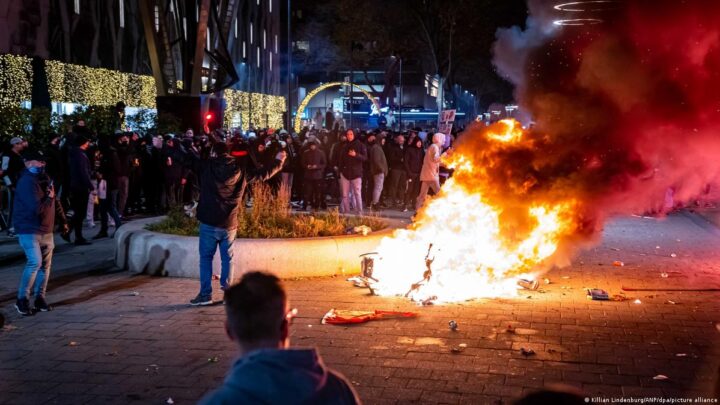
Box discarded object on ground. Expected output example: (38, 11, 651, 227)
(634, 299, 642, 304)
(670, 253, 677, 258)
(653, 374, 669, 381)
(321, 309, 417, 325)
(450, 343, 467, 353)
(167, 398, 175, 405)
(622, 286, 720, 292)
(506, 324, 516, 334)
(68, 341, 79, 346)
(660, 272, 668, 278)
(420, 296, 437, 306)
(208, 356, 219, 363)
(587, 289, 610, 300)
(449, 320, 458, 331)
(612, 295, 630, 302)
(128, 291, 140, 296)
(349, 225, 372, 236)
(612, 261, 624, 267)
(406, 244, 435, 298)
(666, 300, 677, 305)
(520, 348, 536, 356)
(544, 278, 551, 284)
(675, 353, 687, 357)
(517, 279, 540, 290)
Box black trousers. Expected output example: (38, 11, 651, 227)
(304, 179, 324, 209)
(70, 189, 90, 240)
(386, 169, 407, 204)
(404, 175, 421, 208)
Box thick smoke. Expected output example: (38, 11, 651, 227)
(453, 0, 720, 250)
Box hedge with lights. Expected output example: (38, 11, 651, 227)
(224, 89, 285, 131)
(0, 54, 32, 110)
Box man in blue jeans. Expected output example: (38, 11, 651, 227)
(13, 152, 69, 315)
(190, 141, 285, 306)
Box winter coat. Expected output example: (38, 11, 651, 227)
(419, 144, 442, 182)
(368, 143, 388, 176)
(68, 147, 94, 192)
(98, 147, 121, 191)
(43, 144, 65, 183)
(337, 139, 368, 180)
(302, 147, 327, 180)
(195, 154, 282, 230)
(385, 143, 405, 171)
(404, 146, 424, 177)
(115, 144, 133, 177)
(161, 147, 187, 183)
(12, 169, 66, 234)
(199, 349, 360, 405)
(2, 150, 25, 187)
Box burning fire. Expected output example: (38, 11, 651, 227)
(369, 119, 580, 304)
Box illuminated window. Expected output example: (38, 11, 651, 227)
(154, 5, 159, 32)
(74, 0, 80, 14)
(274, 35, 278, 53)
(119, 0, 125, 27)
(263, 30, 266, 49)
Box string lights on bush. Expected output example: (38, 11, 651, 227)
(0, 54, 32, 109)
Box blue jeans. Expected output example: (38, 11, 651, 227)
(198, 223, 236, 298)
(17, 233, 55, 300)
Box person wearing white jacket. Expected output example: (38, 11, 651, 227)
(415, 132, 447, 210)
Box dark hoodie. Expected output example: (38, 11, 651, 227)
(199, 349, 360, 405)
(195, 153, 282, 230)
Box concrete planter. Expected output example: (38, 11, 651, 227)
(115, 216, 404, 279)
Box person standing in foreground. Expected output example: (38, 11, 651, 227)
(14, 152, 69, 315)
(68, 135, 94, 245)
(416, 132, 448, 211)
(190, 142, 286, 306)
(337, 129, 367, 214)
(199, 272, 361, 405)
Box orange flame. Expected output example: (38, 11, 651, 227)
(370, 120, 579, 303)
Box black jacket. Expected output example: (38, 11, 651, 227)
(196, 154, 283, 230)
(116, 144, 133, 177)
(43, 144, 65, 183)
(68, 147, 94, 192)
(302, 147, 327, 180)
(337, 139, 367, 180)
(385, 143, 405, 171)
(99, 147, 121, 190)
(3, 150, 25, 187)
(404, 146, 424, 177)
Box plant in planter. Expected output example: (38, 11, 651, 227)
(147, 182, 385, 238)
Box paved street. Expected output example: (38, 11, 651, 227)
(1, 212, 719, 404)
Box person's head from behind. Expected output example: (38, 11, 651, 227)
(224, 272, 290, 353)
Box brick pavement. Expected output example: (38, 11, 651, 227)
(0, 213, 719, 404)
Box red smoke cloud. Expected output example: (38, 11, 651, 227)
(476, 0, 720, 242)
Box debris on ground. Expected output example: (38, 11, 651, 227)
(420, 296, 437, 306)
(166, 398, 174, 404)
(634, 299, 642, 304)
(675, 353, 687, 357)
(670, 253, 677, 258)
(612, 295, 630, 302)
(449, 320, 458, 331)
(517, 279, 539, 290)
(715, 323, 720, 333)
(587, 289, 610, 300)
(506, 324, 516, 334)
(208, 356, 219, 363)
(68, 341, 79, 346)
(544, 278, 551, 284)
(660, 272, 668, 278)
(520, 348, 536, 357)
(666, 300, 677, 305)
(561, 276, 570, 279)
(104, 351, 119, 357)
(128, 291, 140, 296)
(653, 374, 669, 381)
(613, 261, 624, 267)
(610, 247, 620, 251)
(321, 309, 417, 325)
(348, 225, 372, 236)
(450, 343, 467, 354)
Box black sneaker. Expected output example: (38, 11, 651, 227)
(189, 295, 212, 306)
(34, 296, 52, 312)
(15, 298, 31, 316)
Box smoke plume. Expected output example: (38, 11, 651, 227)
(459, 0, 720, 244)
